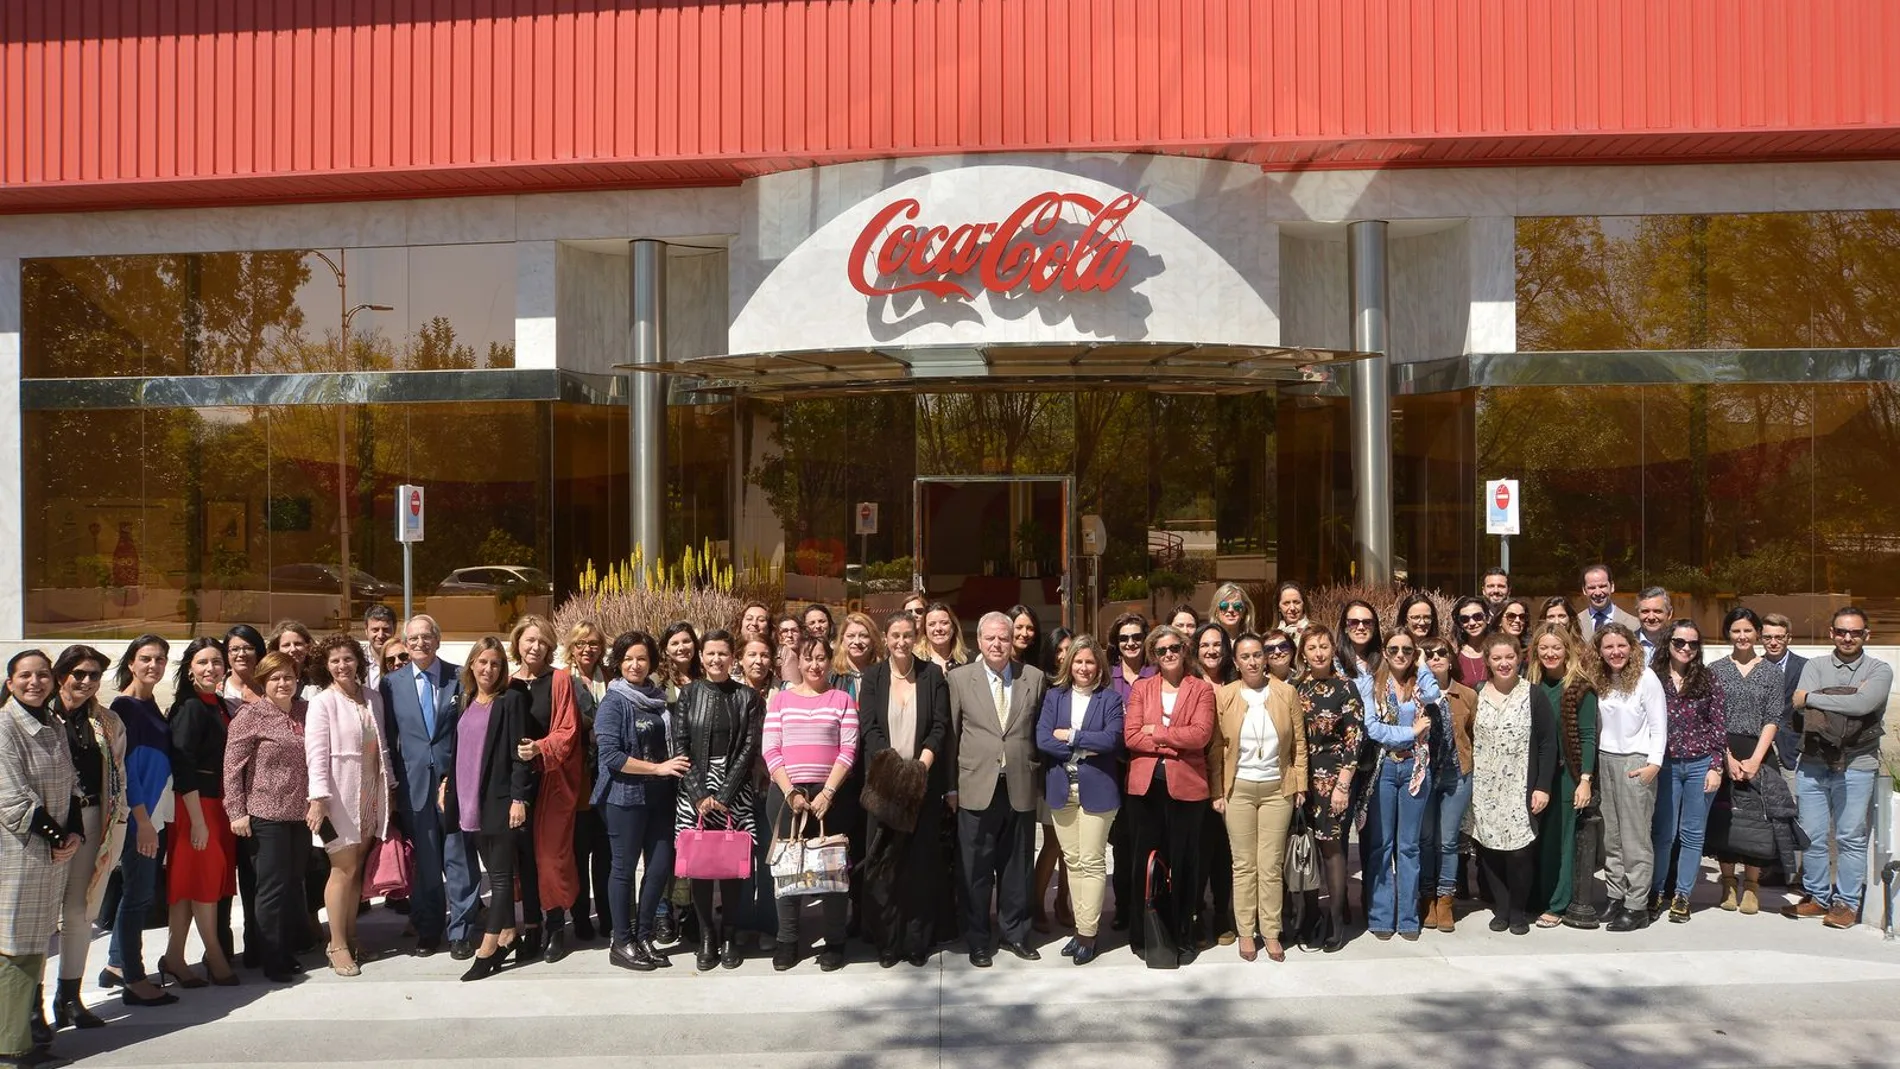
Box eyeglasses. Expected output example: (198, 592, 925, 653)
(227, 645, 255, 657)
(1670, 638, 1700, 651)
(1153, 643, 1184, 657)
(1217, 600, 1244, 612)
(1383, 644, 1416, 657)
(1117, 634, 1145, 646)
(67, 669, 102, 683)
(1345, 617, 1374, 629)
(1457, 611, 1487, 624)
(1832, 627, 1868, 639)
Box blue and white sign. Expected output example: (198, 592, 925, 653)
(1485, 479, 1520, 536)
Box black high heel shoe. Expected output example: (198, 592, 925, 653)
(460, 951, 505, 982)
(53, 978, 107, 1029)
(119, 983, 180, 1007)
(96, 968, 124, 990)
(157, 957, 206, 989)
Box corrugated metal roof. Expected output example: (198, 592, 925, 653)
(4, 0, 1897, 213)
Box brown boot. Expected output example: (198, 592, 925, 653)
(1738, 878, 1760, 915)
(1434, 895, 1456, 933)
(1718, 875, 1739, 911)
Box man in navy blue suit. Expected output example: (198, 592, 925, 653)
(380, 614, 478, 958)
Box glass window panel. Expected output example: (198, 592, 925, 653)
(668, 403, 732, 557)
(1814, 383, 1900, 640)
(1517, 212, 1900, 351)
(1274, 393, 1352, 589)
(1395, 390, 1477, 593)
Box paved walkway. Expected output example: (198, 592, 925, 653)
(41, 885, 1900, 1069)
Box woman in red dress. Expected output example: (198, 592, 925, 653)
(159, 637, 240, 987)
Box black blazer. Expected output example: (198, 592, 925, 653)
(857, 659, 951, 796)
(169, 694, 230, 800)
(441, 689, 533, 834)
(1524, 684, 1560, 803)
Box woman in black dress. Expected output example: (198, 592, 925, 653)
(1294, 625, 1365, 951)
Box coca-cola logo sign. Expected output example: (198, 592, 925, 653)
(847, 191, 1142, 300)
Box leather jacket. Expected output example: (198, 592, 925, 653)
(669, 679, 761, 808)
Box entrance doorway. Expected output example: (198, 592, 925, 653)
(913, 476, 1073, 640)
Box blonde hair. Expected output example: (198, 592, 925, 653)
(921, 602, 968, 667)
(1208, 582, 1256, 634)
(563, 618, 605, 653)
(508, 613, 555, 666)
(831, 612, 882, 675)
(1052, 634, 1106, 689)
(1529, 622, 1592, 691)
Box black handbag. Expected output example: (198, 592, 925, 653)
(1141, 850, 1183, 970)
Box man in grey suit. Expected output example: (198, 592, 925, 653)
(379, 614, 477, 959)
(1579, 564, 1640, 639)
(946, 611, 1047, 967)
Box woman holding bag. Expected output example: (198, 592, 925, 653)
(674, 630, 764, 972)
(857, 612, 950, 969)
(762, 637, 858, 972)
(594, 631, 687, 971)
(1035, 635, 1125, 967)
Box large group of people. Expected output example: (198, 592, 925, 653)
(0, 566, 1891, 1065)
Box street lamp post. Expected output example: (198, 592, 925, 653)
(308, 249, 392, 628)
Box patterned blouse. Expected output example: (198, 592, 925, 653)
(1707, 657, 1783, 740)
(221, 697, 310, 824)
(1659, 670, 1727, 763)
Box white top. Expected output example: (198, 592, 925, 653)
(1160, 688, 1178, 726)
(1595, 667, 1668, 766)
(1068, 686, 1092, 732)
(1236, 684, 1280, 783)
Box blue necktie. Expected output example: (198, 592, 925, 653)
(420, 669, 437, 739)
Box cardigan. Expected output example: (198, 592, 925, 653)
(1209, 677, 1307, 801)
(441, 688, 533, 834)
(169, 693, 230, 800)
(1034, 685, 1125, 814)
(592, 680, 674, 809)
(858, 660, 951, 796)
(111, 695, 173, 829)
(1122, 673, 1217, 801)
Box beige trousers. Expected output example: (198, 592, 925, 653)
(1049, 789, 1117, 938)
(1223, 778, 1293, 940)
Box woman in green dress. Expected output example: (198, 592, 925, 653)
(1529, 623, 1598, 927)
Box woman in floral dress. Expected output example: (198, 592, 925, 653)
(1294, 625, 1364, 952)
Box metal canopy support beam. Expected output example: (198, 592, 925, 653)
(1348, 220, 1393, 586)
(630, 239, 668, 573)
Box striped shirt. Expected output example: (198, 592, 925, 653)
(763, 688, 859, 784)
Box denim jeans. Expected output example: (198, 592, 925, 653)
(1796, 758, 1877, 914)
(107, 828, 162, 982)
(1651, 754, 1716, 898)
(1362, 754, 1428, 933)
(1422, 770, 1473, 898)
(602, 801, 676, 944)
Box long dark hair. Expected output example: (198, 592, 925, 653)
(1394, 592, 1440, 640)
(1006, 603, 1042, 668)
(1335, 599, 1382, 666)
(113, 633, 170, 693)
(659, 621, 702, 683)
(168, 636, 227, 715)
(1191, 622, 1234, 685)
(1652, 619, 1712, 699)
(2, 649, 52, 708)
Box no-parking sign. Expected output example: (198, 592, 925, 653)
(1485, 479, 1520, 536)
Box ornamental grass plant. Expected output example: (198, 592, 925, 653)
(553, 542, 784, 640)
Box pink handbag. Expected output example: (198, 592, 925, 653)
(674, 812, 754, 880)
(362, 830, 414, 900)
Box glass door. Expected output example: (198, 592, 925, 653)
(913, 476, 1074, 639)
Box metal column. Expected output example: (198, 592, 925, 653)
(1347, 220, 1394, 585)
(630, 239, 668, 573)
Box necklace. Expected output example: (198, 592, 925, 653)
(890, 658, 916, 683)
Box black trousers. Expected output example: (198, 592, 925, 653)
(1108, 796, 1134, 925)
(955, 777, 1033, 950)
(1127, 764, 1207, 954)
(217, 842, 258, 962)
(864, 790, 945, 956)
(512, 822, 542, 928)
(476, 831, 519, 936)
(1199, 805, 1234, 936)
(767, 783, 846, 948)
(1480, 844, 1536, 926)
(248, 818, 309, 972)
(571, 807, 612, 928)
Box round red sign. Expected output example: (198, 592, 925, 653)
(408, 490, 422, 517)
(1494, 483, 1511, 510)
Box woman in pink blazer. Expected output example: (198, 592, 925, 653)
(305, 634, 397, 977)
(1122, 624, 1217, 962)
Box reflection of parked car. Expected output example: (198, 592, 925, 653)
(268, 564, 402, 609)
(433, 566, 554, 597)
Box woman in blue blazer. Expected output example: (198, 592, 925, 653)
(1036, 635, 1125, 965)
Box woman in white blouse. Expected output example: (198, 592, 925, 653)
(1209, 633, 1307, 962)
(1590, 623, 1667, 932)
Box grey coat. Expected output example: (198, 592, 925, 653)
(0, 702, 79, 956)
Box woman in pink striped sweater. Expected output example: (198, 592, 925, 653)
(762, 637, 860, 972)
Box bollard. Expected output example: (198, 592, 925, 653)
(1564, 806, 1604, 929)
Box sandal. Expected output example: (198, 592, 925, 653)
(1535, 914, 1563, 929)
(326, 945, 361, 977)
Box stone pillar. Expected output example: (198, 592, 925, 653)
(1347, 220, 1393, 585)
(630, 239, 667, 571)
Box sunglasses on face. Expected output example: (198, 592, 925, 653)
(1670, 638, 1700, 651)
(1217, 601, 1244, 612)
(1153, 644, 1184, 657)
(68, 670, 102, 683)
(1262, 643, 1293, 656)
(1117, 634, 1144, 646)
(1345, 618, 1374, 629)
(1384, 645, 1416, 657)
(1503, 610, 1527, 621)
(1457, 612, 1487, 624)
(1422, 649, 1452, 660)
(1833, 627, 1868, 639)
